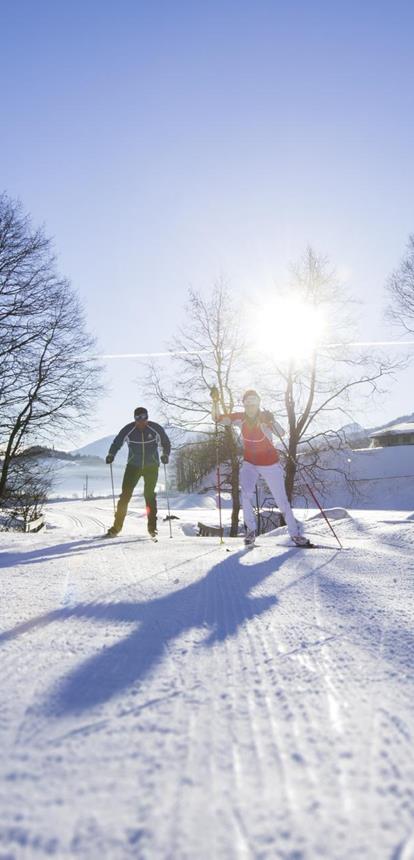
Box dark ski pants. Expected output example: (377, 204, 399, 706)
(113, 464, 159, 533)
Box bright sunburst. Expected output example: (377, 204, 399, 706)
(251, 295, 326, 361)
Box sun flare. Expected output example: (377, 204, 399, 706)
(252, 296, 326, 361)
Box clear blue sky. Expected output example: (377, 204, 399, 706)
(2, 0, 414, 446)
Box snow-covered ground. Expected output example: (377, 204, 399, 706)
(1, 497, 414, 859)
(299, 444, 414, 509)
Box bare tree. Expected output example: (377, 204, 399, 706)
(1, 454, 53, 530)
(0, 193, 103, 505)
(386, 234, 414, 333)
(175, 435, 223, 493)
(258, 248, 401, 503)
(146, 283, 245, 535)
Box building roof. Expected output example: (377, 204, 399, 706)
(369, 421, 414, 438)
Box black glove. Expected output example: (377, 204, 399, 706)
(210, 385, 219, 402)
(161, 454, 169, 465)
(105, 454, 114, 465)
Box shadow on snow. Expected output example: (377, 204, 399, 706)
(0, 548, 297, 716)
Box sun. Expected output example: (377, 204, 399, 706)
(251, 295, 326, 361)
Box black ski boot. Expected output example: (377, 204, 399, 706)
(244, 529, 256, 547)
(291, 536, 313, 548)
(103, 527, 119, 539)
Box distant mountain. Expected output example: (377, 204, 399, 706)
(13, 445, 104, 464)
(71, 435, 126, 462)
(339, 422, 366, 437)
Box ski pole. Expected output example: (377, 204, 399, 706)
(214, 417, 224, 544)
(210, 386, 224, 544)
(109, 462, 116, 516)
(302, 478, 343, 548)
(255, 484, 261, 535)
(163, 462, 173, 538)
(273, 424, 343, 549)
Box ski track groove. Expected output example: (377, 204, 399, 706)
(215, 561, 250, 859)
(220, 560, 260, 858)
(255, 594, 316, 817)
(246, 562, 313, 855)
(219, 565, 257, 859)
(224, 557, 303, 857)
(149, 640, 189, 858)
(252, 550, 362, 854)
(164, 554, 222, 859)
(310, 568, 353, 820)
(310, 572, 369, 859)
(366, 598, 390, 846)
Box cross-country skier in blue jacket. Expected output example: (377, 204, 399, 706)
(104, 406, 171, 538)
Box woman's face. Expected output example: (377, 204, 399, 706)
(244, 396, 260, 418)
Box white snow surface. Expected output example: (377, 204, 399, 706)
(298, 445, 414, 510)
(2, 498, 414, 860)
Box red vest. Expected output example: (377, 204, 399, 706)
(225, 413, 279, 466)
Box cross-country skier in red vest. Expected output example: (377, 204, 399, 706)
(211, 388, 309, 547)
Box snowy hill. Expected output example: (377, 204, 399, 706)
(339, 420, 366, 438)
(71, 434, 117, 460)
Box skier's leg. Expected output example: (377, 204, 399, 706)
(260, 463, 302, 539)
(143, 466, 159, 534)
(240, 461, 259, 534)
(113, 465, 141, 533)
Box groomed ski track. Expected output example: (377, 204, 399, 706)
(1, 499, 414, 860)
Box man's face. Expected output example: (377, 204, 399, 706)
(244, 396, 260, 418)
(135, 414, 148, 429)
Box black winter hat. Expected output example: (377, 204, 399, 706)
(134, 406, 148, 419)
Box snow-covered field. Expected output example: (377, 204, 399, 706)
(1, 496, 414, 859)
(47, 459, 128, 500)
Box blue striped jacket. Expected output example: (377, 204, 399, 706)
(108, 421, 171, 469)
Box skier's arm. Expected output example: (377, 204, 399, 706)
(261, 411, 286, 439)
(272, 419, 286, 439)
(107, 424, 133, 460)
(155, 424, 171, 458)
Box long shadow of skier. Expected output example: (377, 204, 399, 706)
(0, 535, 142, 569)
(1, 548, 293, 716)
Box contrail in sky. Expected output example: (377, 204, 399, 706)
(95, 341, 414, 359)
(96, 350, 210, 359)
(325, 340, 414, 348)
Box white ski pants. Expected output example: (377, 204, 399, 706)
(240, 461, 301, 538)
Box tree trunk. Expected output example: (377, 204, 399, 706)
(284, 440, 298, 503)
(0, 417, 25, 499)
